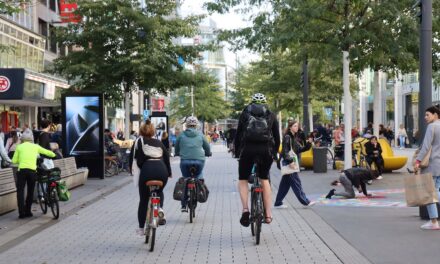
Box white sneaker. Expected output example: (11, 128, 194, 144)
(420, 222, 440, 230)
(274, 204, 288, 209)
(376, 176, 383, 180)
(136, 228, 144, 236)
(305, 201, 317, 208)
(367, 180, 373, 185)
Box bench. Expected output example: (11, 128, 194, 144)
(0, 168, 17, 215)
(53, 157, 89, 189)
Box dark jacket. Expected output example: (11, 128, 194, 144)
(344, 168, 374, 196)
(234, 103, 280, 157)
(129, 137, 171, 177)
(281, 131, 311, 162)
(365, 141, 382, 158)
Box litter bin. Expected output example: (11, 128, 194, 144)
(313, 147, 327, 173)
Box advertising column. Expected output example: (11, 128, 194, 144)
(62, 94, 104, 178)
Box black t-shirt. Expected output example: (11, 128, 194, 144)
(38, 131, 51, 150)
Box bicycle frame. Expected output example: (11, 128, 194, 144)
(250, 163, 264, 245)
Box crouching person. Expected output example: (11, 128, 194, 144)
(325, 168, 379, 199)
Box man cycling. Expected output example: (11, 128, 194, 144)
(234, 93, 280, 226)
(175, 116, 211, 212)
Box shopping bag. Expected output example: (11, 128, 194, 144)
(281, 153, 300, 176)
(57, 180, 71, 202)
(42, 158, 54, 170)
(404, 172, 438, 207)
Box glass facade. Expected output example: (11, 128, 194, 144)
(0, 19, 45, 72)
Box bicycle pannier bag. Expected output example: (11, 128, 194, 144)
(196, 180, 209, 203)
(173, 177, 185, 201)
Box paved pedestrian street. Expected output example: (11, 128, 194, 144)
(0, 145, 370, 264)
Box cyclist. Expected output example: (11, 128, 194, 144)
(234, 93, 280, 226)
(174, 116, 211, 212)
(130, 121, 171, 236)
(12, 130, 55, 219)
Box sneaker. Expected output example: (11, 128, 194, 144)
(376, 176, 383, 180)
(420, 222, 440, 230)
(367, 180, 373, 185)
(136, 228, 144, 236)
(274, 204, 288, 209)
(306, 201, 317, 207)
(181, 206, 188, 213)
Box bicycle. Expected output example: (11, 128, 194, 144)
(104, 155, 119, 177)
(249, 163, 264, 245)
(185, 166, 199, 223)
(37, 167, 62, 219)
(144, 180, 164, 252)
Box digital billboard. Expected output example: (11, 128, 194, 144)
(62, 94, 104, 178)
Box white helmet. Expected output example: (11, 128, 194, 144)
(186, 116, 199, 127)
(251, 93, 267, 104)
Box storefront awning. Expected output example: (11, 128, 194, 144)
(0, 98, 60, 107)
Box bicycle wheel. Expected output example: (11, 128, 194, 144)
(145, 202, 152, 244)
(255, 193, 263, 245)
(149, 227, 156, 252)
(326, 148, 335, 170)
(105, 159, 118, 177)
(37, 182, 48, 214)
(49, 187, 59, 219)
(189, 189, 195, 223)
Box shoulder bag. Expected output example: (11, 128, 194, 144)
(281, 137, 300, 175)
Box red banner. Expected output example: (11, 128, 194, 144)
(59, 0, 81, 23)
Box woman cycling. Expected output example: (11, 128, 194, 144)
(130, 120, 171, 236)
(174, 116, 211, 212)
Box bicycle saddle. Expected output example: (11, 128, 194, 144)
(146, 180, 163, 187)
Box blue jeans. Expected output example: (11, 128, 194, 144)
(399, 136, 406, 148)
(180, 159, 205, 207)
(274, 160, 310, 206)
(427, 176, 440, 219)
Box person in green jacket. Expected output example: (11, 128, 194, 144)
(175, 116, 211, 212)
(12, 130, 56, 219)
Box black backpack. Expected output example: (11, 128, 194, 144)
(244, 104, 273, 143)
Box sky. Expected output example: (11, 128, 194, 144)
(179, 0, 260, 68)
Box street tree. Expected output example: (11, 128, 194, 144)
(51, 0, 206, 136)
(169, 69, 230, 123)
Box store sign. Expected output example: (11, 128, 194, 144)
(59, 0, 81, 23)
(0, 68, 25, 100)
(44, 82, 55, 100)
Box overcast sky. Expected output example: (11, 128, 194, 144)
(179, 0, 260, 68)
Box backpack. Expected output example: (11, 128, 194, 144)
(244, 104, 272, 143)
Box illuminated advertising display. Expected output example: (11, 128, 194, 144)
(62, 94, 104, 178)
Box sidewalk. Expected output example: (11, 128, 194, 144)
(0, 145, 370, 264)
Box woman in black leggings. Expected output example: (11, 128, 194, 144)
(131, 120, 171, 236)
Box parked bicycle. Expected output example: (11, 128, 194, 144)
(353, 140, 371, 170)
(104, 154, 119, 177)
(36, 167, 62, 219)
(249, 163, 264, 245)
(144, 180, 164, 252)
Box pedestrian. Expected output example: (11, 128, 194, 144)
(274, 120, 316, 208)
(129, 130, 137, 140)
(129, 120, 171, 235)
(0, 133, 12, 168)
(161, 131, 170, 153)
(12, 130, 55, 219)
(414, 106, 440, 230)
(117, 129, 124, 140)
(5, 130, 20, 159)
(38, 120, 51, 150)
(325, 168, 379, 199)
(364, 136, 384, 179)
(397, 124, 408, 149)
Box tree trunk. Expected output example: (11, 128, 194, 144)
(124, 90, 131, 140)
(343, 51, 352, 170)
(373, 71, 382, 137)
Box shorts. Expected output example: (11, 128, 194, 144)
(238, 145, 273, 180)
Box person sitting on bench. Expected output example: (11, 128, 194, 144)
(364, 136, 384, 179)
(325, 168, 379, 199)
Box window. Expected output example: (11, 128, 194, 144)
(49, 25, 56, 53)
(49, 0, 57, 12)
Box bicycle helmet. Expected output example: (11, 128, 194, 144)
(251, 93, 267, 104)
(186, 116, 199, 127)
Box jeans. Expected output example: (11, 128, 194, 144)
(399, 136, 406, 148)
(427, 176, 440, 219)
(180, 159, 205, 207)
(274, 160, 310, 206)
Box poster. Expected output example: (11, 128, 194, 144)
(150, 116, 168, 139)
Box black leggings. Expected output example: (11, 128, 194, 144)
(137, 160, 169, 228)
(16, 169, 37, 216)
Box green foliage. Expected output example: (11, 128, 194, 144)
(169, 69, 230, 123)
(50, 0, 206, 105)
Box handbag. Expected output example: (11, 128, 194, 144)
(281, 138, 300, 175)
(131, 137, 141, 187)
(404, 172, 438, 207)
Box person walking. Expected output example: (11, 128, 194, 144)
(130, 120, 171, 236)
(274, 120, 316, 208)
(234, 93, 280, 226)
(5, 130, 20, 159)
(325, 168, 378, 199)
(12, 130, 55, 218)
(414, 106, 440, 230)
(174, 116, 211, 212)
(397, 124, 408, 149)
